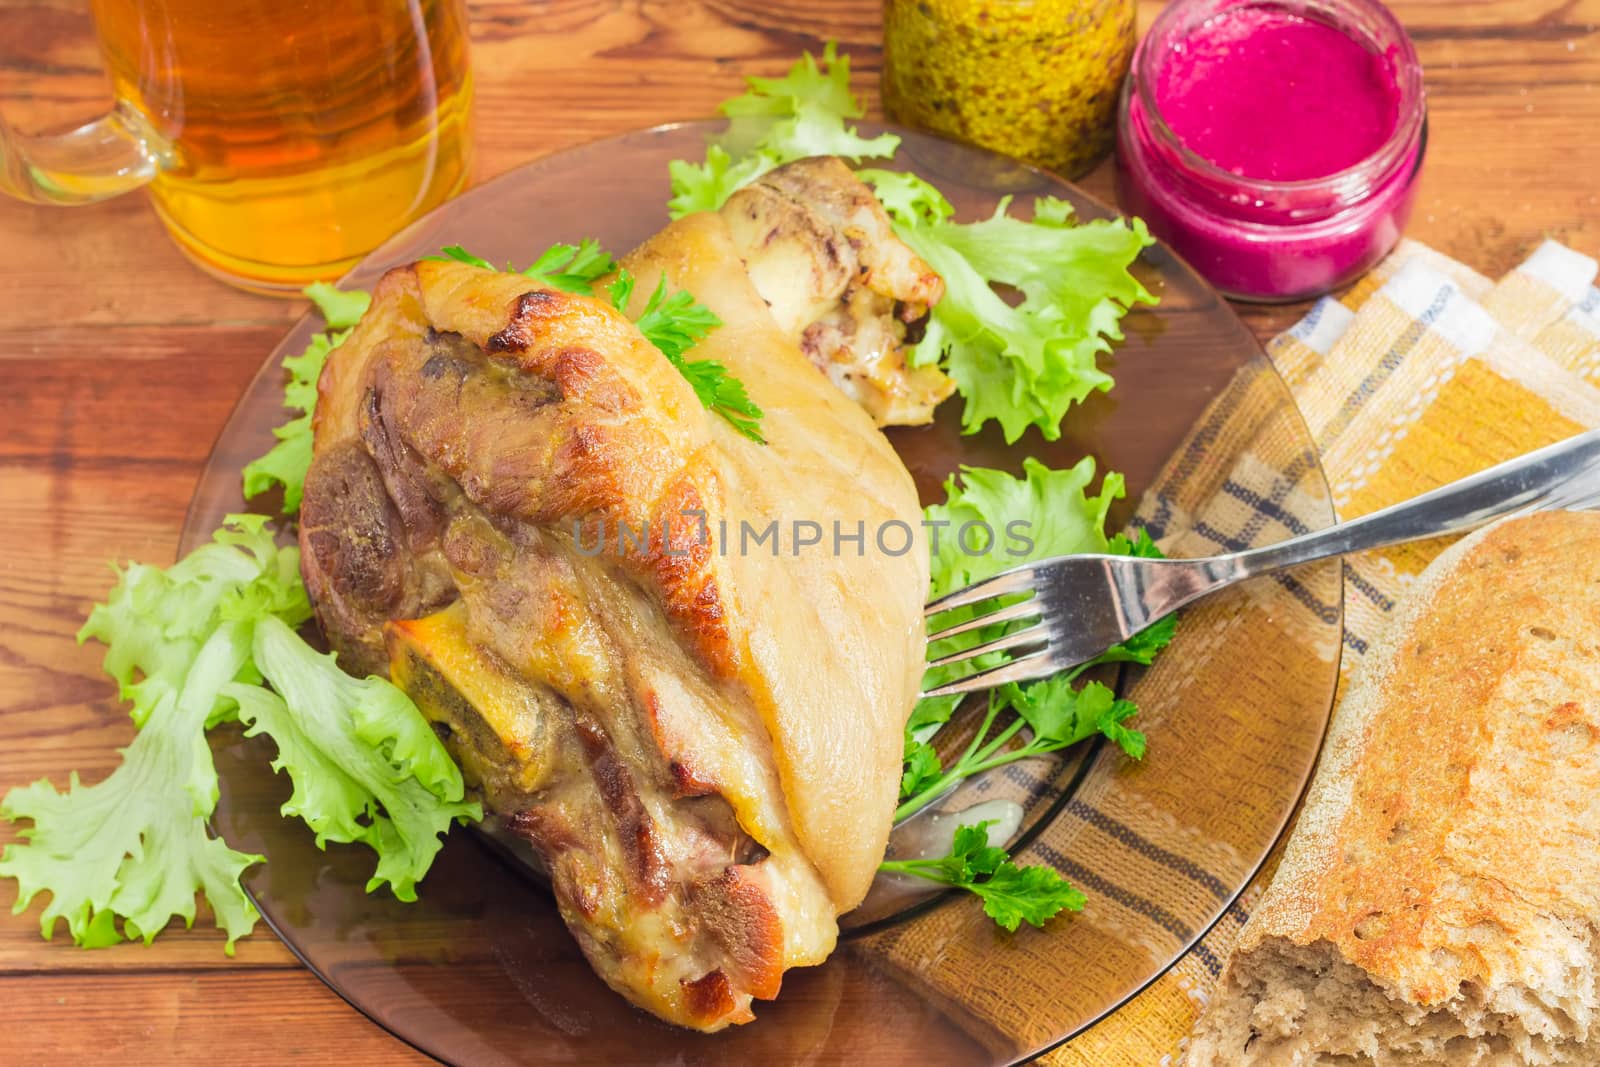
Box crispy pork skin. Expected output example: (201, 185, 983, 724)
(299, 204, 928, 1029)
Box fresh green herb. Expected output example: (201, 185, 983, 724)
(0, 516, 478, 951)
(899, 678, 1146, 822)
(899, 458, 1176, 822)
(1090, 530, 1180, 668)
(1002, 677, 1147, 762)
(898, 737, 946, 805)
(429, 244, 761, 440)
(861, 169, 1156, 443)
(630, 273, 723, 362)
(910, 456, 1127, 749)
(900, 733, 943, 800)
(435, 241, 621, 298)
(667, 42, 900, 217)
(605, 268, 636, 311)
(1108, 528, 1161, 557)
(878, 820, 1086, 931)
(434, 244, 497, 271)
(611, 268, 766, 443)
(522, 238, 617, 296)
(241, 283, 367, 513)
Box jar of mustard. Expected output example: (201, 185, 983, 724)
(882, 0, 1137, 178)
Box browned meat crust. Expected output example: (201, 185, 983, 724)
(299, 208, 926, 1030)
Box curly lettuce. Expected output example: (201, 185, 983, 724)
(910, 456, 1126, 747)
(863, 170, 1156, 443)
(899, 459, 1173, 821)
(241, 283, 369, 513)
(229, 618, 477, 902)
(668, 42, 900, 216)
(1, 516, 476, 950)
(664, 40, 1157, 443)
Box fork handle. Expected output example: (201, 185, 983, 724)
(1219, 429, 1600, 581)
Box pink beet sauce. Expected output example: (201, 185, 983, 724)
(1115, 0, 1426, 302)
(1155, 6, 1400, 182)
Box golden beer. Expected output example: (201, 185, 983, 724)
(83, 0, 473, 289)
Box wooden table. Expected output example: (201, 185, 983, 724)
(1, 0, 1596, 1061)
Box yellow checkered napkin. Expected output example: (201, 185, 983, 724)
(1047, 238, 1600, 1066)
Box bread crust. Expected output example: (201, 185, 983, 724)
(1186, 510, 1600, 1064)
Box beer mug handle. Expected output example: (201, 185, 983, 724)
(0, 100, 163, 206)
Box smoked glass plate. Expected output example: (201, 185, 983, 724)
(182, 123, 1342, 1064)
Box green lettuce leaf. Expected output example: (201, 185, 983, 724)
(302, 282, 371, 330)
(667, 146, 771, 218)
(911, 456, 1125, 743)
(925, 456, 1124, 600)
(0, 620, 264, 951)
(899, 459, 1175, 819)
(76, 514, 310, 728)
(2, 513, 475, 954)
(667, 42, 900, 217)
(0, 514, 310, 951)
(241, 293, 359, 514)
(227, 617, 480, 902)
(863, 169, 1156, 443)
(240, 320, 352, 514)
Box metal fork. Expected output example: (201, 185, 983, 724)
(922, 429, 1600, 698)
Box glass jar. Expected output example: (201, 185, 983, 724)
(883, 0, 1137, 179)
(1116, 0, 1426, 303)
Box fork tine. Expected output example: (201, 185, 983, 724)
(920, 648, 1057, 699)
(924, 565, 1037, 616)
(925, 621, 1048, 670)
(925, 599, 1041, 644)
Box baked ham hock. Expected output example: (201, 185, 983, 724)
(298, 160, 937, 1030)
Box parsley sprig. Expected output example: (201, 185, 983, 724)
(441, 244, 766, 442)
(898, 468, 1177, 823)
(898, 680, 1142, 823)
(436, 239, 617, 297)
(609, 269, 766, 443)
(879, 820, 1086, 931)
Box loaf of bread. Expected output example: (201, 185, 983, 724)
(1183, 510, 1600, 1066)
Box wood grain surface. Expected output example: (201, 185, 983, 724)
(1, 0, 1597, 1062)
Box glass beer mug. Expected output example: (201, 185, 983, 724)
(0, 0, 474, 292)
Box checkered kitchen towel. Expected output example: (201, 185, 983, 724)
(1045, 238, 1600, 1065)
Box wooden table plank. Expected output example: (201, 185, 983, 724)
(4, 971, 424, 1066)
(0, 0, 1596, 1061)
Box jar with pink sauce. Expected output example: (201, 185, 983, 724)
(1116, 0, 1426, 302)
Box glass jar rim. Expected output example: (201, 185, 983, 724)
(1132, 0, 1427, 196)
